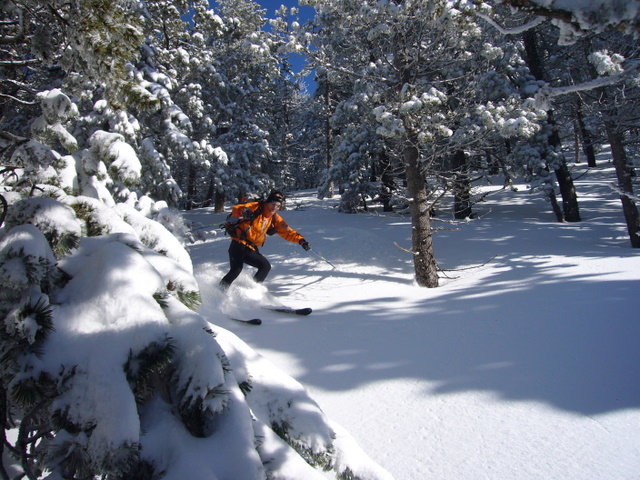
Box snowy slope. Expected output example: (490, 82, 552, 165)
(185, 164, 640, 480)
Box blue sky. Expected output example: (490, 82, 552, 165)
(207, 0, 314, 23)
(257, 0, 315, 22)
(207, 0, 316, 85)
(257, 0, 317, 90)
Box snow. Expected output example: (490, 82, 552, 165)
(3, 158, 639, 479)
(89, 130, 142, 184)
(185, 162, 640, 480)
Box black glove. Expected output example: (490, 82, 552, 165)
(299, 239, 311, 251)
(223, 221, 235, 236)
(242, 208, 256, 220)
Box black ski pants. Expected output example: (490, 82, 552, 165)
(219, 240, 271, 290)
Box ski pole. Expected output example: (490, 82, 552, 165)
(309, 248, 337, 270)
(188, 223, 219, 233)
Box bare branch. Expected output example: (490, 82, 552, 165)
(0, 5, 25, 45)
(439, 255, 497, 272)
(0, 59, 40, 67)
(0, 78, 37, 95)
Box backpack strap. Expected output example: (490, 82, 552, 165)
(266, 212, 278, 236)
(223, 202, 265, 250)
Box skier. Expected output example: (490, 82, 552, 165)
(219, 191, 311, 291)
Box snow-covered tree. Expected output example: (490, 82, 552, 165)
(202, 0, 287, 203)
(476, 2, 640, 245)
(134, 0, 225, 209)
(264, 6, 319, 190)
(569, 33, 640, 246)
(0, 0, 148, 151)
(301, 0, 553, 286)
(518, 26, 581, 222)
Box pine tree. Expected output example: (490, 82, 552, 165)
(205, 0, 283, 202)
(477, 2, 640, 244)
(520, 27, 581, 222)
(302, 0, 549, 286)
(572, 33, 640, 246)
(265, 6, 317, 191)
(134, 0, 224, 209)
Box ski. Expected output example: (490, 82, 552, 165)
(229, 317, 262, 326)
(263, 306, 312, 316)
(227, 307, 311, 324)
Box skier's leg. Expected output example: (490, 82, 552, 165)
(219, 241, 246, 290)
(244, 249, 271, 283)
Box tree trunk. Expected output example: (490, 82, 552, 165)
(575, 99, 597, 167)
(548, 112, 581, 222)
(605, 123, 640, 247)
(324, 82, 334, 198)
(451, 150, 472, 219)
(185, 162, 197, 210)
(391, 27, 438, 287)
(403, 137, 439, 288)
(548, 187, 565, 223)
(379, 151, 395, 212)
(214, 190, 225, 213)
(573, 119, 582, 164)
(523, 30, 581, 222)
(501, 142, 515, 187)
(554, 161, 581, 222)
(203, 175, 215, 208)
(582, 33, 640, 247)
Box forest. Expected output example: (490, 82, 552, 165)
(1, 0, 638, 479)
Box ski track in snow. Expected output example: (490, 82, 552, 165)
(186, 164, 640, 480)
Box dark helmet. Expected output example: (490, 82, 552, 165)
(266, 191, 285, 204)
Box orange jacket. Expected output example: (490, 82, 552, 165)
(228, 201, 304, 250)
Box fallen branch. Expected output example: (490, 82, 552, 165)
(438, 255, 497, 273)
(393, 241, 497, 277)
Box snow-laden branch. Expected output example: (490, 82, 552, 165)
(497, 0, 640, 37)
(476, 12, 546, 35)
(1, 78, 37, 93)
(0, 92, 38, 105)
(0, 59, 40, 67)
(535, 61, 639, 107)
(479, 0, 640, 45)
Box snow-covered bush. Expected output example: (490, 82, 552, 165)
(0, 189, 393, 479)
(30, 89, 80, 154)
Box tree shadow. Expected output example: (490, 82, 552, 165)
(229, 258, 640, 416)
(187, 172, 640, 417)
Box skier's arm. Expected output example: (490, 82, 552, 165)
(273, 215, 309, 249)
